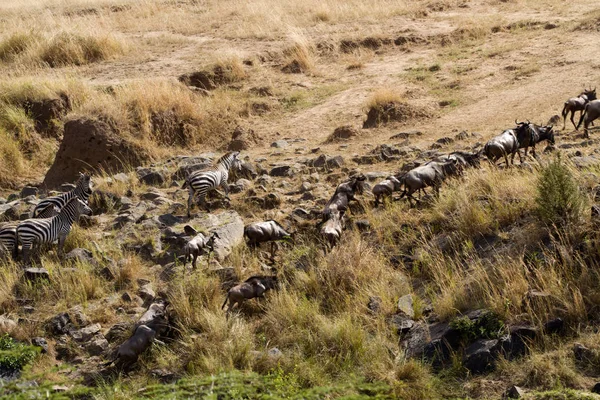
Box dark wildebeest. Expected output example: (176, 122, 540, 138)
(105, 325, 156, 370)
(512, 121, 555, 163)
(399, 159, 459, 205)
(434, 151, 481, 175)
(322, 174, 366, 221)
(244, 220, 292, 259)
(562, 88, 596, 130)
(320, 210, 345, 250)
(221, 275, 278, 314)
(372, 176, 402, 206)
(182, 226, 220, 269)
(577, 99, 600, 138)
(482, 129, 520, 167)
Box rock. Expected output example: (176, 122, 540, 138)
(390, 314, 415, 335)
(139, 171, 165, 186)
(401, 321, 430, 358)
(47, 313, 71, 335)
(69, 306, 89, 327)
(499, 324, 537, 359)
(65, 248, 98, 267)
(100, 266, 116, 280)
(573, 343, 595, 362)
(106, 322, 132, 343)
(592, 205, 600, 220)
(268, 347, 283, 359)
(547, 114, 561, 125)
(70, 323, 101, 342)
(397, 294, 415, 319)
(463, 339, 500, 374)
(20, 186, 38, 198)
(270, 165, 292, 177)
(367, 296, 382, 314)
(436, 137, 454, 145)
(271, 140, 289, 148)
(178, 65, 242, 91)
(138, 284, 156, 305)
(309, 155, 344, 170)
(89, 190, 122, 215)
(354, 220, 371, 232)
(363, 101, 434, 129)
(543, 318, 564, 334)
(151, 369, 180, 384)
(326, 125, 360, 142)
(505, 385, 525, 399)
(228, 126, 259, 151)
(32, 337, 48, 354)
(86, 335, 109, 356)
(592, 382, 600, 394)
(24, 268, 50, 282)
(291, 208, 311, 220)
(0, 316, 17, 333)
(188, 211, 244, 262)
(112, 202, 148, 229)
(42, 118, 150, 189)
(238, 162, 258, 180)
(157, 214, 181, 227)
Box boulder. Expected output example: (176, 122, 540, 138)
(186, 210, 244, 262)
(32, 337, 49, 354)
(227, 126, 259, 151)
(70, 323, 101, 342)
(0, 316, 17, 333)
(326, 126, 360, 142)
(47, 312, 71, 335)
(65, 248, 99, 267)
(24, 267, 50, 282)
(397, 294, 415, 319)
(463, 339, 500, 374)
(86, 334, 109, 356)
(139, 171, 166, 186)
(363, 102, 434, 129)
(20, 186, 38, 198)
(505, 385, 525, 399)
(22, 94, 71, 138)
(42, 118, 150, 189)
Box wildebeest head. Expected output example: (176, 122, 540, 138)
(582, 88, 597, 101)
(539, 125, 555, 145)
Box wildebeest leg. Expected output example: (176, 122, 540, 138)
(571, 111, 578, 130)
(531, 145, 537, 159)
(192, 252, 197, 269)
(504, 151, 510, 167)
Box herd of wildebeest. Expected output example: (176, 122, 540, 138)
(0, 87, 598, 369)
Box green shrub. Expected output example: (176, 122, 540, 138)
(535, 155, 585, 226)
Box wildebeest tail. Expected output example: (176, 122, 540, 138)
(561, 102, 568, 119)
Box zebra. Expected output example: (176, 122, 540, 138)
(32, 172, 92, 217)
(17, 197, 92, 264)
(0, 203, 60, 260)
(182, 151, 241, 217)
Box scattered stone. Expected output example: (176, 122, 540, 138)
(573, 343, 595, 363)
(505, 385, 525, 398)
(463, 339, 500, 374)
(354, 220, 371, 232)
(592, 382, 600, 394)
(32, 337, 48, 354)
(86, 335, 109, 356)
(270, 165, 292, 177)
(0, 316, 17, 333)
(271, 140, 289, 148)
(436, 137, 454, 145)
(151, 369, 180, 384)
(139, 171, 166, 186)
(47, 313, 71, 335)
(20, 186, 38, 198)
(543, 317, 564, 335)
(24, 268, 50, 282)
(267, 347, 283, 359)
(401, 322, 430, 358)
(397, 294, 415, 319)
(65, 248, 98, 267)
(106, 322, 132, 343)
(138, 284, 156, 305)
(326, 125, 360, 142)
(70, 323, 101, 342)
(367, 296, 382, 314)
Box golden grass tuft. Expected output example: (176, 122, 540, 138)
(365, 88, 405, 110)
(282, 34, 316, 74)
(0, 31, 39, 61)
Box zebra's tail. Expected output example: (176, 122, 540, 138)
(181, 180, 188, 189)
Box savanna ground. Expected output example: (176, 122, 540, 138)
(1, 0, 600, 399)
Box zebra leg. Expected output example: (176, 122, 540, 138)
(58, 235, 66, 259)
(22, 242, 32, 265)
(198, 195, 210, 212)
(222, 182, 231, 201)
(187, 188, 195, 218)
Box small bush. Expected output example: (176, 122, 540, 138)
(39, 33, 124, 67)
(536, 155, 585, 226)
(0, 334, 40, 371)
(0, 32, 38, 61)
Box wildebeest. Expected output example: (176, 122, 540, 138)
(320, 210, 345, 250)
(434, 151, 481, 174)
(482, 129, 520, 167)
(512, 121, 555, 163)
(577, 99, 600, 138)
(322, 174, 366, 221)
(221, 275, 278, 314)
(105, 325, 156, 370)
(562, 88, 596, 130)
(244, 220, 292, 259)
(372, 176, 402, 206)
(182, 225, 220, 269)
(399, 159, 459, 205)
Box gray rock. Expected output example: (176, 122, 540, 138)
(0, 315, 17, 332)
(401, 321, 429, 358)
(20, 186, 38, 198)
(367, 296, 382, 314)
(271, 140, 288, 148)
(268, 347, 283, 359)
(24, 267, 50, 282)
(506, 385, 524, 399)
(592, 382, 600, 394)
(105, 322, 132, 343)
(157, 214, 181, 227)
(270, 165, 292, 177)
(70, 323, 101, 342)
(86, 334, 109, 356)
(69, 305, 90, 327)
(463, 339, 500, 374)
(47, 313, 71, 335)
(32, 337, 48, 353)
(65, 248, 98, 267)
(139, 171, 166, 186)
(397, 294, 415, 319)
(188, 211, 244, 262)
(138, 284, 156, 305)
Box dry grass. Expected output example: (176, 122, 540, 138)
(365, 88, 405, 110)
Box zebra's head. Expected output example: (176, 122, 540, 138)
(75, 198, 93, 217)
(77, 172, 93, 193)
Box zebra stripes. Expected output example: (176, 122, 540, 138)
(17, 197, 92, 264)
(183, 151, 240, 217)
(32, 172, 92, 217)
(0, 203, 60, 259)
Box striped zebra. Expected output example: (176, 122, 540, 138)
(0, 203, 60, 259)
(17, 197, 92, 264)
(32, 172, 92, 217)
(183, 151, 241, 217)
